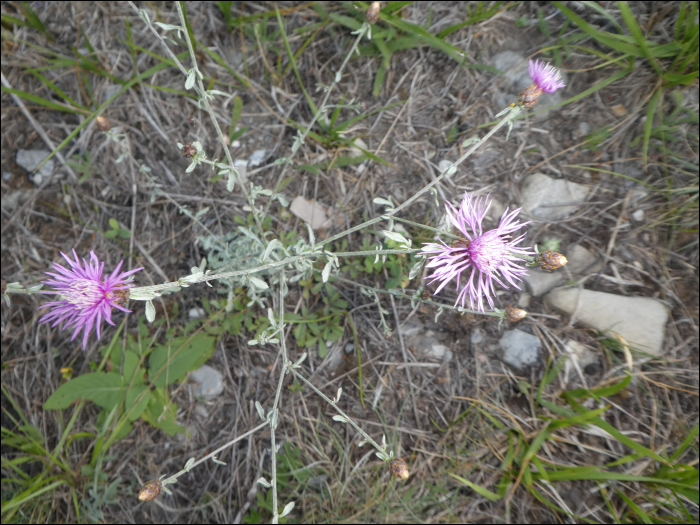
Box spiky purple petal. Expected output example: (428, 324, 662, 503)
(420, 193, 533, 313)
(528, 59, 565, 93)
(39, 250, 142, 349)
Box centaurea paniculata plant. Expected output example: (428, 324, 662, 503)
(3, 3, 571, 519)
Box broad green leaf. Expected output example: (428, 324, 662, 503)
(148, 334, 216, 387)
(125, 384, 151, 421)
(44, 372, 123, 410)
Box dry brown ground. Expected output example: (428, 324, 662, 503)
(1, 2, 698, 523)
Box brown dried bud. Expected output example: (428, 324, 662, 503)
(388, 457, 409, 480)
(365, 2, 380, 24)
(95, 116, 111, 132)
(516, 84, 544, 109)
(111, 288, 130, 307)
(182, 142, 197, 159)
(505, 305, 527, 322)
(537, 250, 568, 272)
(1, 279, 6, 295)
(138, 479, 162, 501)
(419, 289, 430, 301)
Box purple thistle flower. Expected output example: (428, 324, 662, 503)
(420, 193, 533, 313)
(39, 250, 142, 349)
(528, 59, 565, 93)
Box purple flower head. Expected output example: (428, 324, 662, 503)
(39, 250, 142, 349)
(420, 193, 533, 313)
(528, 59, 565, 93)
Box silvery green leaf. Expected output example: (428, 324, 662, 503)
(211, 457, 227, 465)
(274, 193, 289, 207)
(199, 258, 207, 272)
(334, 387, 343, 403)
(280, 502, 295, 518)
(506, 120, 514, 141)
(138, 9, 150, 23)
(495, 106, 510, 118)
(227, 170, 237, 192)
(184, 457, 196, 472)
(335, 71, 341, 83)
(249, 276, 268, 290)
(267, 338, 279, 344)
(383, 230, 411, 248)
(257, 477, 271, 488)
(332, 415, 349, 423)
(155, 22, 181, 31)
(462, 137, 479, 148)
(207, 90, 228, 97)
(434, 306, 444, 323)
(185, 69, 196, 90)
(273, 157, 287, 165)
(255, 401, 265, 421)
(306, 223, 315, 250)
(280, 276, 288, 298)
(376, 451, 390, 461)
(270, 408, 278, 429)
(261, 239, 281, 263)
(186, 161, 197, 173)
(162, 485, 173, 495)
(27, 284, 44, 292)
(293, 353, 307, 368)
(145, 300, 156, 323)
(409, 260, 423, 280)
(321, 258, 333, 283)
(373, 197, 393, 207)
(248, 339, 259, 346)
(267, 308, 277, 328)
(194, 207, 209, 219)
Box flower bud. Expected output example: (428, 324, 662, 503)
(95, 116, 111, 132)
(388, 457, 409, 480)
(516, 85, 543, 109)
(182, 142, 197, 159)
(138, 479, 163, 501)
(537, 251, 568, 272)
(112, 288, 130, 307)
(505, 305, 527, 322)
(365, 2, 381, 24)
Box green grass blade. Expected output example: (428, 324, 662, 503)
(618, 1, 663, 76)
(643, 88, 662, 165)
(17, 1, 53, 41)
(554, 1, 679, 58)
(30, 58, 188, 174)
(449, 474, 501, 501)
(1, 478, 68, 514)
(25, 68, 87, 110)
(276, 8, 318, 116)
(615, 488, 653, 523)
(229, 95, 243, 142)
(563, 395, 668, 464)
(437, 2, 507, 38)
(0, 85, 87, 114)
(377, 7, 467, 64)
(579, 1, 623, 33)
(669, 423, 699, 463)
